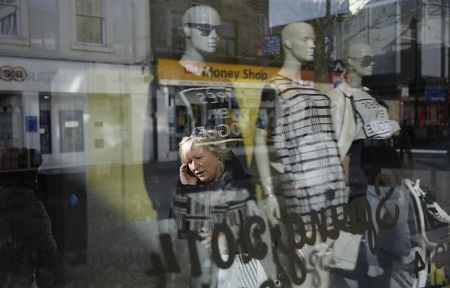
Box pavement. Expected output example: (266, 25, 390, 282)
(41, 152, 450, 287)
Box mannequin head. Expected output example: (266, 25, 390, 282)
(181, 5, 221, 62)
(281, 22, 316, 63)
(345, 43, 374, 77)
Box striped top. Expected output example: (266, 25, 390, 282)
(258, 74, 347, 226)
(171, 152, 261, 238)
(171, 187, 252, 235)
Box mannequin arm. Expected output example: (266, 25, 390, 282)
(255, 128, 280, 226)
(254, 128, 273, 195)
(342, 154, 350, 184)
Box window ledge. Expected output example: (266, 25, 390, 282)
(71, 43, 114, 53)
(0, 37, 30, 46)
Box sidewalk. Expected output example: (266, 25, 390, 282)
(57, 156, 450, 287)
(61, 218, 186, 288)
(59, 160, 182, 287)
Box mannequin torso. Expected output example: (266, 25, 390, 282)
(256, 22, 347, 227)
(260, 73, 346, 224)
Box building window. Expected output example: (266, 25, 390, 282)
(0, 0, 19, 37)
(170, 12, 184, 52)
(218, 21, 236, 56)
(75, 0, 104, 44)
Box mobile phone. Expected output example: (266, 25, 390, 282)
(185, 166, 196, 177)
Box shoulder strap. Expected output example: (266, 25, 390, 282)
(364, 88, 388, 109)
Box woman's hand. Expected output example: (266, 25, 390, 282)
(180, 163, 198, 185)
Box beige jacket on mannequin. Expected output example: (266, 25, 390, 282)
(328, 80, 356, 160)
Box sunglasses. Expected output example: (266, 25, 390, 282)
(349, 55, 374, 67)
(187, 23, 224, 37)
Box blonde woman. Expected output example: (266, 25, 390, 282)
(170, 131, 275, 288)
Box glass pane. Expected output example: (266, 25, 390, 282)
(75, 0, 90, 15)
(1, 1, 449, 287)
(0, 0, 18, 5)
(0, 4, 17, 36)
(76, 15, 102, 43)
(76, 0, 102, 17)
(91, 0, 103, 17)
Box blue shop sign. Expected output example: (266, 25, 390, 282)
(425, 87, 447, 102)
(257, 35, 281, 56)
(26, 116, 38, 132)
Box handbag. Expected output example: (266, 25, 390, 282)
(328, 231, 362, 271)
(217, 254, 268, 288)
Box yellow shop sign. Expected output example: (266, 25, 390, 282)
(157, 59, 279, 87)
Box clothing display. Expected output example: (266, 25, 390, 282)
(329, 79, 402, 280)
(257, 74, 347, 226)
(329, 80, 402, 192)
(403, 179, 450, 246)
(329, 80, 400, 157)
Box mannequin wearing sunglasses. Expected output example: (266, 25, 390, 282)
(174, 5, 244, 157)
(329, 43, 400, 161)
(328, 43, 401, 279)
(255, 22, 347, 288)
(180, 5, 222, 71)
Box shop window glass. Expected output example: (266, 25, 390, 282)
(0, 1, 449, 287)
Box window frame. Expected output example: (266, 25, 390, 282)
(71, 0, 114, 53)
(0, 0, 30, 46)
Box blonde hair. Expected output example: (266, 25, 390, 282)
(179, 132, 229, 164)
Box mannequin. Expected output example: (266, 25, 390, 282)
(179, 5, 222, 75)
(255, 22, 347, 287)
(329, 43, 399, 158)
(174, 5, 243, 147)
(328, 43, 400, 278)
(256, 22, 347, 227)
(168, 6, 276, 288)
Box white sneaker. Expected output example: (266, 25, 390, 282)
(424, 198, 450, 224)
(413, 179, 450, 223)
(403, 179, 450, 246)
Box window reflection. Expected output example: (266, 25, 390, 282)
(0, 0, 449, 287)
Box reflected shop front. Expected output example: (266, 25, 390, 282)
(1, 0, 450, 287)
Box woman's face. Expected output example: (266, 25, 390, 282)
(187, 145, 221, 183)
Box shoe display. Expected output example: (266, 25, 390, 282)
(403, 179, 450, 247)
(423, 195, 450, 224)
